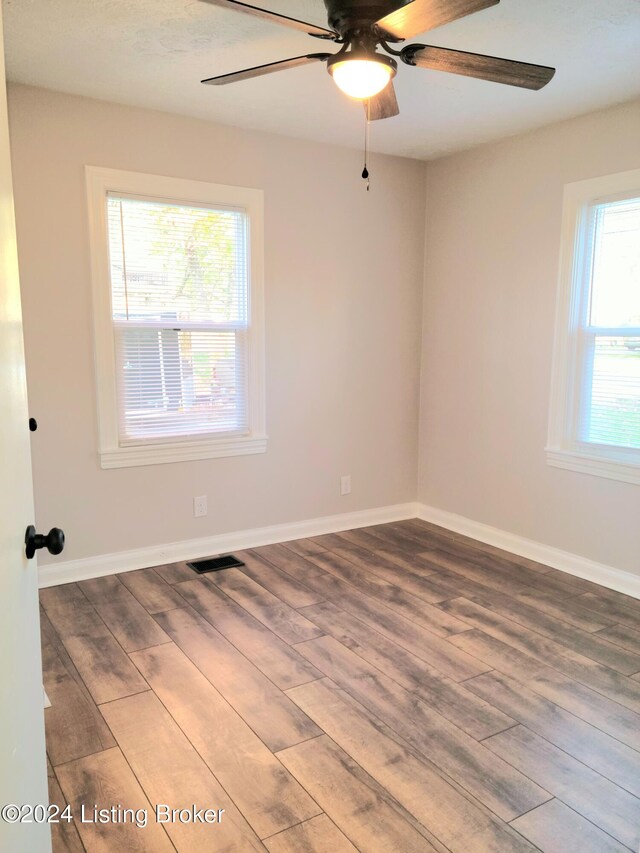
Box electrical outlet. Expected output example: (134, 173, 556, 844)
(193, 495, 208, 518)
(340, 475, 351, 496)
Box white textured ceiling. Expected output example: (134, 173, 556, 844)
(3, 0, 640, 159)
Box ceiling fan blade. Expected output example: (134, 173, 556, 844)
(365, 83, 400, 120)
(377, 0, 499, 40)
(202, 53, 331, 85)
(402, 44, 555, 89)
(199, 0, 337, 39)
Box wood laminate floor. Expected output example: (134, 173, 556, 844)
(40, 519, 640, 852)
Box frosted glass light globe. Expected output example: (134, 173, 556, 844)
(330, 59, 393, 99)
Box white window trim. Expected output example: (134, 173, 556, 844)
(86, 166, 266, 469)
(547, 167, 640, 486)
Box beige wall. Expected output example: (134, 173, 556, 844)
(419, 98, 640, 575)
(8, 84, 426, 563)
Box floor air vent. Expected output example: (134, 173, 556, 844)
(187, 555, 245, 574)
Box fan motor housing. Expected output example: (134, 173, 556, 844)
(323, 0, 409, 37)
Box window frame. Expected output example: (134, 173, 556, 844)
(547, 167, 640, 486)
(86, 166, 266, 469)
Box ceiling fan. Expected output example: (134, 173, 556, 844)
(199, 0, 555, 120)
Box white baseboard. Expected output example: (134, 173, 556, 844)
(416, 503, 640, 600)
(38, 502, 420, 588)
(39, 498, 640, 601)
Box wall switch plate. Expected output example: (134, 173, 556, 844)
(340, 475, 351, 496)
(193, 495, 208, 518)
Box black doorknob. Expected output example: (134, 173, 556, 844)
(25, 525, 65, 560)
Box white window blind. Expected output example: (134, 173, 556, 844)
(106, 195, 249, 444)
(578, 196, 640, 450)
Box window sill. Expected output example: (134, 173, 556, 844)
(546, 446, 640, 486)
(100, 435, 267, 469)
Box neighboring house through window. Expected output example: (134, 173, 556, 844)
(86, 167, 265, 468)
(548, 167, 640, 484)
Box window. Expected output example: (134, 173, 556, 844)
(548, 168, 640, 484)
(86, 167, 265, 468)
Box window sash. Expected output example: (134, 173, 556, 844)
(107, 196, 248, 323)
(113, 326, 249, 446)
(580, 342, 640, 454)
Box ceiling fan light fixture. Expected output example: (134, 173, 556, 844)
(327, 53, 397, 100)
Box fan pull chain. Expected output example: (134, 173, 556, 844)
(362, 100, 371, 191)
